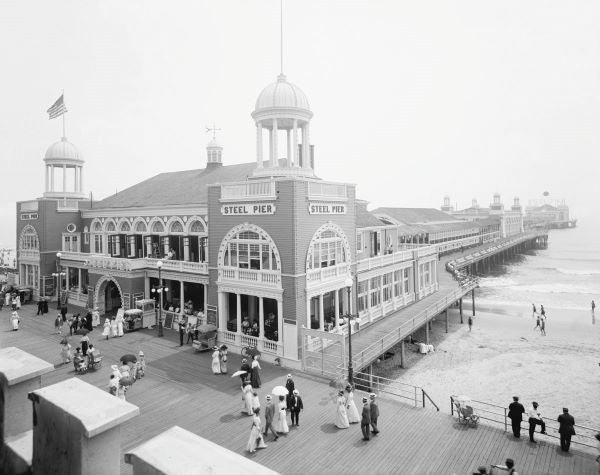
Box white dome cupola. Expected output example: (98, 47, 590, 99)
(251, 73, 315, 178)
(205, 125, 223, 170)
(43, 136, 86, 199)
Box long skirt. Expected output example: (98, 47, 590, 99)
(250, 367, 261, 388)
(335, 404, 350, 429)
(346, 399, 360, 424)
(211, 353, 221, 374)
(117, 321, 124, 336)
(246, 425, 266, 452)
(274, 408, 289, 434)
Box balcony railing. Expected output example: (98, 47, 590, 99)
(58, 252, 208, 274)
(18, 249, 40, 260)
(308, 181, 347, 201)
(57, 199, 79, 211)
(221, 180, 275, 201)
(219, 267, 281, 288)
(415, 245, 438, 259)
(306, 263, 351, 285)
(20, 200, 39, 212)
(217, 330, 282, 356)
(356, 250, 413, 272)
(144, 258, 208, 274)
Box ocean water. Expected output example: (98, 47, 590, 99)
(475, 221, 600, 325)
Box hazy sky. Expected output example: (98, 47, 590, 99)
(1, 0, 599, 249)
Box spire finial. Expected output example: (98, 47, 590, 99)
(280, 0, 284, 75)
(206, 124, 221, 141)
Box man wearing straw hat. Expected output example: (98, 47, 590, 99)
(263, 395, 278, 441)
(369, 393, 380, 435)
(290, 389, 303, 427)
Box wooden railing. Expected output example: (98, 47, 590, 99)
(221, 180, 275, 201)
(356, 250, 413, 272)
(219, 267, 280, 288)
(306, 263, 350, 285)
(450, 395, 599, 450)
(217, 330, 282, 356)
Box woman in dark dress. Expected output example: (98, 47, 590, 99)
(250, 355, 261, 388)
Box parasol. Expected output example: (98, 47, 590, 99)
(75, 328, 89, 336)
(219, 344, 228, 350)
(272, 385, 289, 397)
(120, 354, 137, 364)
(231, 370, 247, 378)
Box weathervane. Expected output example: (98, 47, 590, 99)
(205, 124, 221, 140)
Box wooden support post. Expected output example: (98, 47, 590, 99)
(400, 340, 405, 369)
(459, 298, 463, 323)
(445, 309, 448, 333)
(368, 364, 373, 392)
(425, 320, 429, 344)
(472, 288, 476, 316)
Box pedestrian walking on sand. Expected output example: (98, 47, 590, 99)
(540, 317, 546, 336)
(527, 401, 546, 443)
(263, 395, 278, 441)
(369, 393, 380, 435)
(540, 304, 546, 318)
(508, 396, 525, 438)
(289, 389, 303, 426)
(468, 316, 473, 332)
(533, 314, 541, 332)
(532, 303, 537, 317)
(361, 397, 371, 441)
(558, 407, 575, 452)
(592, 300, 596, 314)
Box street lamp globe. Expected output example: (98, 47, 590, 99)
(56, 252, 62, 258)
(156, 260, 163, 269)
(344, 277, 353, 289)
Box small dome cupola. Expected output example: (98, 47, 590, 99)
(512, 197, 522, 212)
(205, 125, 223, 170)
(490, 192, 504, 213)
(441, 195, 453, 213)
(251, 73, 315, 178)
(43, 136, 86, 199)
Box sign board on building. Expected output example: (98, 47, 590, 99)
(20, 213, 38, 220)
(206, 305, 217, 326)
(221, 203, 276, 215)
(308, 203, 346, 215)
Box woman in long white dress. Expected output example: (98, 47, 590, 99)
(102, 319, 111, 340)
(92, 308, 100, 327)
(116, 310, 124, 337)
(345, 385, 360, 424)
(10, 311, 20, 331)
(110, 318, 118, 338)
(274, 395, 289, 434)
(242, 381, 254, 415)
(246, 408, 267, 452)
(211, 347, 221, 374)
(335, 390, 350, 429)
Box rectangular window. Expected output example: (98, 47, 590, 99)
(320, 242, 329, 268)
(356, 232, 362, 252)
(230, 243, 238, 267)
(94, 235, 103, 254)
(250, 244, 260, 270)
(369, 276, 381, 307)
(403, 268, 410, 294)
(383, 273, 393, 302)
(261, 244, 270, 270)
(358, 280, 368, 312)
(393, 270, 401, 298)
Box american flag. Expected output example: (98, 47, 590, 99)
(47, 94, 67, 120)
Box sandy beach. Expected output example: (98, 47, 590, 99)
(375, 303, 600, 430)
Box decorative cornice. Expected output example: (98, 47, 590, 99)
(82, 205, 207, 219)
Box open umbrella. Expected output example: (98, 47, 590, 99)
(231, 370, 247, 378)
(120, 354, 137, 364)
(75, 328, 89, 336)
(272, 385, 289, 397)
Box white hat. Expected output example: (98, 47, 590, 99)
(138, 350, 144, 356)
(287, 374, 292, 378)
(293, 389, 299, 395)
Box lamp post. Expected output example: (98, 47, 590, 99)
(151, 260, 167, 337)
(53, 252, 65, 310)
(344, 276, 356, 385)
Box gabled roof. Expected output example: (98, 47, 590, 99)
(94, 162, 258, 209)
(372, 207, 460, 225)
(531, 204, 558, 212)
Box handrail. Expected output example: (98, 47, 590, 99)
(450, 395, 599, 450)
(422, 389, 439, 411)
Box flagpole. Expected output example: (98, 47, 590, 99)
(62, 89, 66, 138)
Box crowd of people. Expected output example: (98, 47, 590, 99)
(531, 303, 548, 335)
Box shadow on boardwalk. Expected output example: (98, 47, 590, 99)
(1, 304, 595, 475)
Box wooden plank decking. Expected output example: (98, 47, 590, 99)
(0, 304, 595, 474)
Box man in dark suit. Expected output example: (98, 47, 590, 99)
(369, 393, 380, 434)
(263, 395, 278, 441)
(361, 397, 371, 441)
(508, 396, 525, 438)
(557, 407, 575, 452)
(289, 389, 303, 426)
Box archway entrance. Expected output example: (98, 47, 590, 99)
(104, 280, 121, 317)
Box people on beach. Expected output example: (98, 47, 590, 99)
(370, 393, 380, 435)
(468, 316, 473, 332)
(110, 318, 118, 338)
(592, 300, 595, 314)
(263, 395, 278, 441)
(289, 389, 303, 427)
(59, 338, 72, 364)
(345, 385, 361, 424)
(540, 317, 546, 336)
(558, 407, 575, 452)
(136, 350, 146, 378)
(527, 401, 546, 443)
(251, 391, 261, 413)
(246, 407, 267, 453)
(533, 314, 541, 332)
(508, 396, 525, 438)
(115, 309, 124, 337)
(361, 397, 371, 441)
(335, 390, 350, 429)
(532, 303, 537, 317)
(540, 305, 546, 318)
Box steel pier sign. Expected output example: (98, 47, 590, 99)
(308, 203, 346, 215)
(221, 203, 276, 215)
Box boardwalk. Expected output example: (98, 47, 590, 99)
(1, 304, 595, 474)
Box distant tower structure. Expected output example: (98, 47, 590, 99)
(205, 125, 223, 170)
(43, 136, 85, 199)
(471, 198, 479, 209)
(441, 195, 453, 213)
(511, 197, 522, 213)
(490, 193, 504, 213)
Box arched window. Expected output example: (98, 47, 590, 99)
(151, 221, 165, 233)
(19, 225, 39, 250)
(134, 221, 147, 233)
(307, 224, 350, 270)
(220, 224, 280, 271)
(92, 221, 102, 232)
(105, 221, 116, 233)
(119, 221, 131, 233)
(189, 220, 206, 234)
(169, 221, 184, 233)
